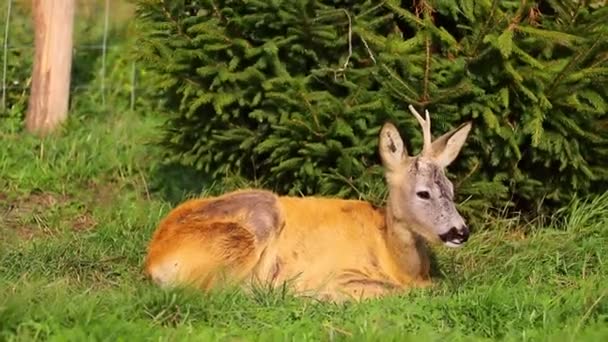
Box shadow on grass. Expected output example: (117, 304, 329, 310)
(148, 162, 212, 206)
(428, 251, 444, 279)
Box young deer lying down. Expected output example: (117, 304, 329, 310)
(144, 105, 472, 302)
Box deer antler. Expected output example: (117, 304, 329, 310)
(408, 104, 432, 156)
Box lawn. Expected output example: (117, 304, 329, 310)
(0, 111, 606, 341)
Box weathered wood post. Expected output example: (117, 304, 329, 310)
(26, 0, 75, 135)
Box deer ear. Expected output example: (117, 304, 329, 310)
(379, 122, 407, 170)
(430, 122, 472, 168)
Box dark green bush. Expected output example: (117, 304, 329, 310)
(135, 0, 608, 218)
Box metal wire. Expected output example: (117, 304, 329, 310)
(101, 0, 110, 107)
(1, 0, 141, 112)
(1, 0, 12, 110)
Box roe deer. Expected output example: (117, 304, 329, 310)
(144, 105, 473, 302)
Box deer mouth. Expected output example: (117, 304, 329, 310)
(439, 226, 469, 247)
(444, 239, 465, 248)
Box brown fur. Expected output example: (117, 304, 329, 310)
(144, 109, 472, 302)
(145, 193, 431, 302)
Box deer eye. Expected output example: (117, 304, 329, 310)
(416, 191, 431, 200)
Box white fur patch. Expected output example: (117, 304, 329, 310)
(444, 240, 464, 248)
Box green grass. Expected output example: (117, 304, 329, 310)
(0, 111, 606, 341)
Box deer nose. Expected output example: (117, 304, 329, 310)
(457, 225, 469, 242)
(439, 225, 469, 244)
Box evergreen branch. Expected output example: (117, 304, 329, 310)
(211, 0, 225, 24)
(468, 0, 501, 59)
(317, 9, 353, 81)
(547, 37, 603, 96)
(290, 118, 324, 138)
(430, 81, 475, 104)
(510, 0, 528, 29)
(384, 1, 424, 26)
(422, 1, 433, 102)
(328, 171, 367, 200)
(380, 64, 420, 103)
(360, 36, 377, 65)
(341, 10, 353, 73)
(158, 0, 192, 43)
(423, 34, 431, 102)
(589, 38, 608, 68)
(300, 90, 321, 131)
(356, 1, 387, 21)
(384, 80, 421, 106)
(183, 76, 202, 89)
(569, 0, 583, 26)
(514, 26, 584, 47)
(455, 158, 481, 189)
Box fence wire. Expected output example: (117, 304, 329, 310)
(1, 0, 140, 111)
(1, 0, 11, 111)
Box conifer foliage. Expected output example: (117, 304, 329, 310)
(135, 0, 608, 216)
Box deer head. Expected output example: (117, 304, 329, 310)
(379, 105, 472, 248)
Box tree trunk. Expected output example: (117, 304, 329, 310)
(26, 0, 75, 136)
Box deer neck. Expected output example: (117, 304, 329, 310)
(383, 201, 431, 284)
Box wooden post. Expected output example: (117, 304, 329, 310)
(26, 0, 75, 135)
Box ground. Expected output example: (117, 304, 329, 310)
(0, 112, 606, 341)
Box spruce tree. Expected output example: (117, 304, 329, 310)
(135, 0, 608, 219)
